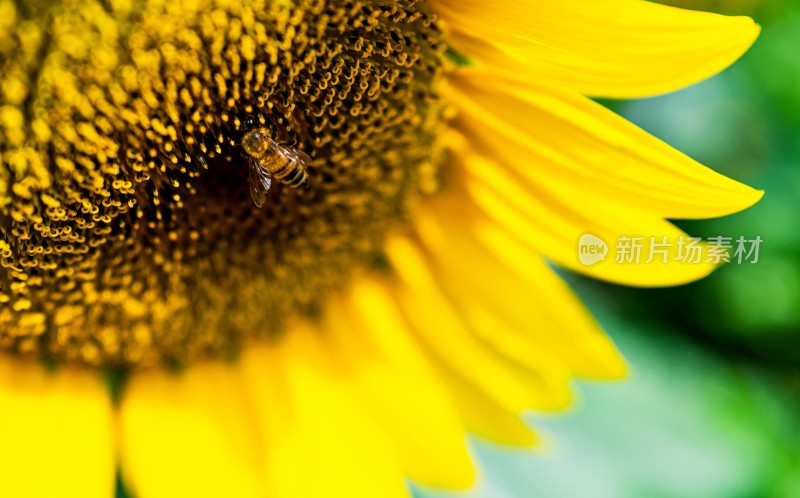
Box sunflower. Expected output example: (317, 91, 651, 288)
(0, 0, 761, 497)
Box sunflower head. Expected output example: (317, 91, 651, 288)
(0, 0, 451, 367)
(0, 1, 768, 498)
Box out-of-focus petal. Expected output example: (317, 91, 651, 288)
(118, 362, 265, 498)
(0, 354, 115, 498)
(240, 327, 411, 498)
(325, 279, 477, 489)
(387, 235, 574, 414)
(411, 202, 626, 380)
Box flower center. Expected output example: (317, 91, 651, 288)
(0, 0, 448, 367)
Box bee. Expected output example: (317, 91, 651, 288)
(241, 126, 311, 208)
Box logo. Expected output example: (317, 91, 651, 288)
(578, 234, 608, 266)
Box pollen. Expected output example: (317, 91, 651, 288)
(0, 0, 449, 367)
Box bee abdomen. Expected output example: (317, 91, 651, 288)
(283, 165, 308, 188)
(269, 158, 307, 188)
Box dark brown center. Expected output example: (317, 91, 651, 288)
(0, 0, 449, 367)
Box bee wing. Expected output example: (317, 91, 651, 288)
(270, 138, 312, 167)
(248, 156, 272, 208)
(287, 147, 313, 167)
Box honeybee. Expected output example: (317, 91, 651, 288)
(241, 127, 311, 208)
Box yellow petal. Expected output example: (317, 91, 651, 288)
(334, 270, 537, 448)
(447, 70, 763, 220)
(118, 362, 265, 498)
(435, 0, 760, 98)
(0, 354, 115, 498)
(443, 71, 762, 287)
(411, 201, 626, 380)
(385, 235, 572, 413)
(324, 278, 476, 489)
(239, 327, 411, 498)
(453, 151, 719, 287)
(436, 362, 540, 447)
